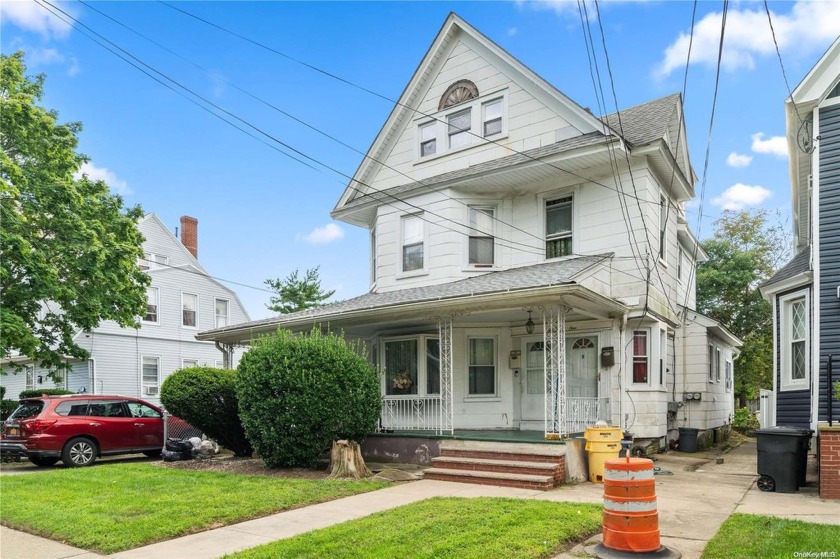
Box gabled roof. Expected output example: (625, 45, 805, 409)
(761, 247, 812, 290)
(333, 12, 613, 214)
(139, 213, 208, 275)
(198, 254, 618, 341)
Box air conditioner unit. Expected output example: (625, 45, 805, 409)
(143, 386, 159, 396)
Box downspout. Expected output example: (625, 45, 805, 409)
(619, 313, 627, 431)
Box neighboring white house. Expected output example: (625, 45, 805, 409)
(1, 214, 250, 404)
(199, 14, 739, 448)
(761, 37, 840, 431)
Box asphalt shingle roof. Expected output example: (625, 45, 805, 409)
(601, 93, 681, 147)
(762, 247, 812, 289)
(204, 254, 611, 335)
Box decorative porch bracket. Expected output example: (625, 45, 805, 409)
(437, 315, 455, 435)
(543, 304, 571, 438)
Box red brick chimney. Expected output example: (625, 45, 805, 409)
(180, 216, 198, 259)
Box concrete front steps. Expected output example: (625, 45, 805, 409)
(424, 439, 566, 490)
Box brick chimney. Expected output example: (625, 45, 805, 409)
(180, 216, 198, 259)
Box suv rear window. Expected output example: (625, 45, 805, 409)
(55, 400, 90, 416)
(8, 400, 44, 420)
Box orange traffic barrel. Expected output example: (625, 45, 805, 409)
(601, 457, 660, 553)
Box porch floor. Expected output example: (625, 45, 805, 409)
(372, 429, 568, 444)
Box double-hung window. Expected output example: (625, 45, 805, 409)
(708, 344, 715, 382)
(383, 337, 440, 396)
(215, 299, 229, 328)
(419, 122, 436, 157)
(483, 99, 503, 137)
(632, 331, 648, 384)
(140, 253, 168, 271)
(546, 196, 573, 259)
(781, 292, 809, 391)
(25, 366, 35, 390)
(468, 337, 496, 396)
(725, 361, 732, 392)
(143, 287, 159, 323)
(448, 109, 472, 149)
(468, 207, 495, 266)
(659, 195, 667, 260)
(182, 292, 198, 328)
(715, 348, 722, 383)
(401, 215, 424, 272)
(142, 357, 159, 396)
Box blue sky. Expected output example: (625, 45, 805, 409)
(2, 0, 838, 320)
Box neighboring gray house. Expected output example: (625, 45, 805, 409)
(1, 214, 250, 404)
(761, 37, 840, 430)
(199, 13, 740, 450)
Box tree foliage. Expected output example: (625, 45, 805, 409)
(0, 52, 149, 374)
(160, 366, 252, 457)
(236, 329, 381, 468)
(264, 266, 334, 314)
(696, 209, 790, 406)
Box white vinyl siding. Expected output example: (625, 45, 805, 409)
(181, 292, 198, 328)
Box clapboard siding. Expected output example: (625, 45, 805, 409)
(819, 103, 840, 421)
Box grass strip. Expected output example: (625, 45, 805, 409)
(702, 513, 840, 558)
(0, 463, 384, 553)
(226, 497, 602, 559)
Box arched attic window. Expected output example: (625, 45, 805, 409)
(439, 79, 479, 110)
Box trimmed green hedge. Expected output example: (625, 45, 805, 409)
(1, 399, 18, 421)
(237, 329, 381, 468)
(160, 367, 252, 457)
(19, 388, 73, 399)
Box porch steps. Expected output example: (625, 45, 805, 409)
(424, 440, 566, 490)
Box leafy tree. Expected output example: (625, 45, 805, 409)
(696, 209, 790, 407)
(264, 266, 335, 314)
(236, 329, 381, 468)
(0, 52, 149, 375)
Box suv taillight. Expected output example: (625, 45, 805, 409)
(24, 419, 57, 434)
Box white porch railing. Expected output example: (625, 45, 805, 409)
(378, 397, 442, 433)
(566, 397, 611, 434)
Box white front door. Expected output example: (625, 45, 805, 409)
(520, 336, 599, 423)
(567, 336, 598, 397)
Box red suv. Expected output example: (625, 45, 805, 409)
(0, 395, 165, 467)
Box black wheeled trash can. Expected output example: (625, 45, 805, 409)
(754, 426, 812, 493)
(678, 427, 699, 453)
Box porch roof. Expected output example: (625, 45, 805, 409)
(198, 254, 626, 343)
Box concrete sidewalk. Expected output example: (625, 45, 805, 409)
(3, 440, 839, 559)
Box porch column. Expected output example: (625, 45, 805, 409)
(438, 315, 454, 435)
(215, 342, 235, 369)
(543, 304, 571, 438)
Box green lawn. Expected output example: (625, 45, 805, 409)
(0, 463, 384, 554)
(703, 513, 840, 559)
(225, 497, 603, 559)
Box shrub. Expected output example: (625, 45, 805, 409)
(0, 386, 6, 400)
(1, 399, 18, 421)
(19, 388, 73, 399)
(732, 406, 759, 432)
(237, 329, 381, 468)
(160, 367, 252, 457)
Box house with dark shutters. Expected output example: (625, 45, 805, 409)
(761, 37, 840, 432)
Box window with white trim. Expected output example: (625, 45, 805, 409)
(141, 357, 159, 394)
(416, 90, 507, 159)
(659, 194, 667, 260)
(781, 292, 810, 391)
(468, 207, 495, 266)
(215, 299, 229, 328)
(448, 108, 471, 149)
(182, 292, 198, 328)
(25, 365, 35, 390)
(716, 348, 722, 383)
(370, 228, 377, 284)
(660, 329, 666, 386)
(546, 196, 573, 259)
(708, 344, 715, 383)
(401, 215, 424, 272)
(725, 360, 732, 392)
(139, 253, 168, 271)
(632, 331, 648, 384)
(419, 122, 436, 157)
(182, 359, 199, 368)
(468, 337, 496, 396)
(382, 336, 439, 396)
(143, 287, 159, 323)
(482, 98, 503, 137)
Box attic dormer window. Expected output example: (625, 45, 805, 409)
(439, 80, 479, 110)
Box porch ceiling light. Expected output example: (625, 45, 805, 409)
(525, 310, 535, 334)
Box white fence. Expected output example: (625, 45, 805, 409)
(378, 397, 442, 433)
(565, 397, 610, 434)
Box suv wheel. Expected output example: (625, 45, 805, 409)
(62, 437, 97, 467)
(28, 456, 59, 467)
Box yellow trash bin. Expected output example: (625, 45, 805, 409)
(584, 426, 622, 483)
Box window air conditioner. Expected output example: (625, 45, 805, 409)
(144, 386, 159, 396)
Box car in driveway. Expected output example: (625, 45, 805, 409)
(0, 395, 165, 467)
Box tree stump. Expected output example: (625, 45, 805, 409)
(329, 440, 372, 479)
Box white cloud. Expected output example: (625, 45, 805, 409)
(751, 132, 788, 157)
(726, 152, 752, 168)
(654, 0, 840, 78)
(19, 46, 79, 76)
(0, 0, 73, 38)
(301, 223, 344, 245)
(712, 183, 772, 211)
(507, 27, 519, 37)
(521, 0, 640, 18)
(74, 162, 132, 196)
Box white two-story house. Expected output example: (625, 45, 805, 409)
(1, 214, 250, 404)
(199, 14, 739, 451)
